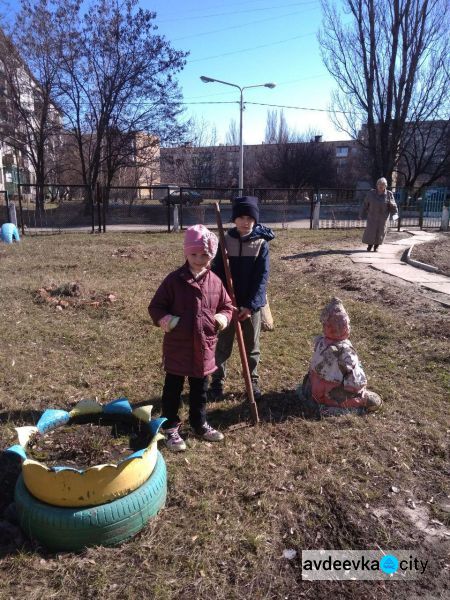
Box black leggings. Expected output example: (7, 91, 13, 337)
(161, 373, 207, 432)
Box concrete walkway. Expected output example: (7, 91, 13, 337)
(350, 230, 450, 300)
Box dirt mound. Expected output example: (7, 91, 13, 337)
(33, 281, 117, 310)
(47, 281, 83, 297)
(111, 246, 150, 259)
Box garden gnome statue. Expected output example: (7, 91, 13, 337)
(298, 297, 382, 418)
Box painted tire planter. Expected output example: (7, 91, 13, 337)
(5, 398, 166, 507)
(14, 451, 167, 551)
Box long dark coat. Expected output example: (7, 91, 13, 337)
(148, 264, 233, 378)
(361, 189, 398, 245)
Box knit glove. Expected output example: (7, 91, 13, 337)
(158, 315, 180, 333)
(214, 313, 228, 331)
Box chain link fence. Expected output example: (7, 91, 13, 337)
(1, 184, 446, 234)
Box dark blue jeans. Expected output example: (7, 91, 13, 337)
(161, 373, 208, 432)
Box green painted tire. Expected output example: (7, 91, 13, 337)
(15, 451, 167, 552)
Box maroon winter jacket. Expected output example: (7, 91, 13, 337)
(148, 263, 233, 378)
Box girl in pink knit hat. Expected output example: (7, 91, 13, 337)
(149, 225, 233, 451)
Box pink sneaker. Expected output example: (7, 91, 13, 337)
(164, 426, 186, 452)
(196, 423, 224, 442)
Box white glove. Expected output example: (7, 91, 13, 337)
(214, 313, 228, 331)
(158, 315, 180, 333)
(392, 213, 399, 222)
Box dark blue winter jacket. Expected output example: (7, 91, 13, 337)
(212, 224, 275, 311)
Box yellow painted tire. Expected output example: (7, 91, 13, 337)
(22, 439, 159, 507)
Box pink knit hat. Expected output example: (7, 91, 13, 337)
(184, 224, 218, 258)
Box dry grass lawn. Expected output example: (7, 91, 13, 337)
(0, 229, 449, 600)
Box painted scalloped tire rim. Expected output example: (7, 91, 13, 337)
(15, 451, 167, 552)
(6, 398, 166, 507)
(22, 440, 160, 508)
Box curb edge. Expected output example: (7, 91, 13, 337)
(404, 244, 439, 273)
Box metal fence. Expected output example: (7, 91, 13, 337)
(422, 188, 447, 228)
(318, 187, 448, 230)
(313, 188, 364, 229)
(393, 189, 446, 230)
(0, 190, 8, 222)
(1, 183, 446, 234)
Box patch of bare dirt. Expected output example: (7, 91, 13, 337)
(27, 420, 152, 469)
(33, 281, 117, 310)
(287, 232, 450, 316)
(397, 502, 450, 542)
(281, 233, 450, 337)
(412, 233, 450, 276)
(28, 423, 129, 469)
(111, 247, 151, 259)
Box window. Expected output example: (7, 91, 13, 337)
(336, 146, 349, 157)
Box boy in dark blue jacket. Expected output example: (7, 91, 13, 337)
(210, 196, 275, 402)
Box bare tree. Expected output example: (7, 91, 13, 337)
(0, 1, 77, 212)
(104, 130, 159, 186)
(395, 120, 450, 191)
(184, 115, 218, 148)
(160, 116, 224, 187)
(319, 0, 450, 186)
(258, 117, 337, 188)
(264, 109, 290, 144)
(225, 118, 239, 146)
(258, 139, 337, 189)
(58, 0, 187, 207)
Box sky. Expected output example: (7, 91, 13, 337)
(143, 0, 351, 145)
(1, 0, 351, 145)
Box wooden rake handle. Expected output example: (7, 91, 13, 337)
(215, 202, 259, 425)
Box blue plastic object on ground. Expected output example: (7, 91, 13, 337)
(36, 409, 71, 433)
(1, 223, 20, 243)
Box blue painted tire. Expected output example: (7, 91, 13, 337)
(15, 451, 167, 552)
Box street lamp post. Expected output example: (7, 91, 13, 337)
(200, 76, 275, 193)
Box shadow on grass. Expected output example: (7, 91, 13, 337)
(281, 248, 367, 260)
(138, 390, 309, 430)
(0, 409, 42, 426)
(206, 389, 308, 430)
(0, 399, 164, 425)
(133, 396, 162, 412)
(0, 451, 25, 559)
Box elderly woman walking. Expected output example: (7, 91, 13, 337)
(360, 177, 398, 251)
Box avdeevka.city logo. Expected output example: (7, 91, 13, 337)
(301, 550, 428, 581)
(379, 554, 399, 574)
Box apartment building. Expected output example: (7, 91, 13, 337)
(160, 137, 364, 190)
